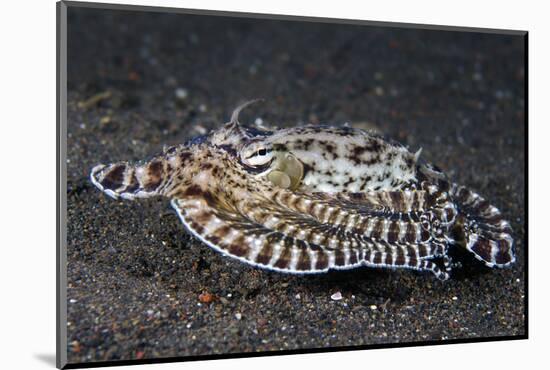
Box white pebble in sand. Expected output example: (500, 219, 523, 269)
(174, 88, 188, 100)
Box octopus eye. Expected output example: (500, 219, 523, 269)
(241, 144, 273, 167)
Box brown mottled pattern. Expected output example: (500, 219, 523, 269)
(143, 160, 164, 191)
(99, 164, 126, 190)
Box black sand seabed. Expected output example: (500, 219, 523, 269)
(65, 7, 526, 365)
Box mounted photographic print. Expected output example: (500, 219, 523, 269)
(57, 1, 527, 368)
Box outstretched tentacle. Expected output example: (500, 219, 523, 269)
(90, 148, 192, 200)
(90, 162, 155, 200)
(171, 183, 451, 279)
(450, 184, 515, 267)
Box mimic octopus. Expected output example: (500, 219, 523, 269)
(90, 100, 515, 280)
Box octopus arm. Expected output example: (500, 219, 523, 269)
(90, 155, 175, 200)
(171, 187, 451, 280)
(450, 184, 515, 267)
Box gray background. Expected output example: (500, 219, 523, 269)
(65, 5, 525, 364)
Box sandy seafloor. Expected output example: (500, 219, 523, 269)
(65, 6, 526, 365)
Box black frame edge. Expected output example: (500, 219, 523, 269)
(57, 2, 529, 368)
(57, 1, 69, 369)
(62, 335, 528, 369)
(523, 32, 529, 339)
(62, 0, 527, 35)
